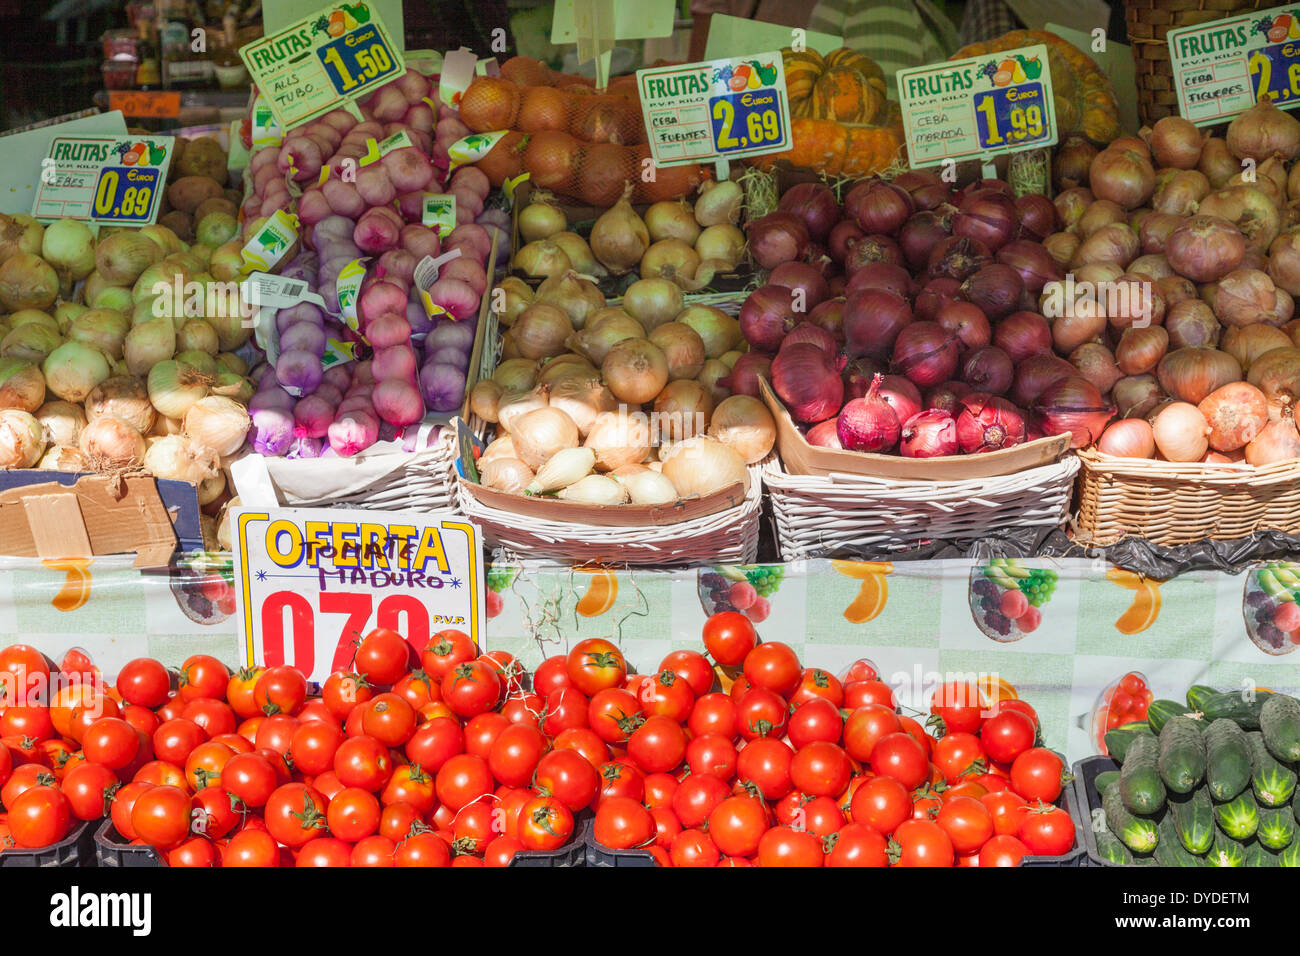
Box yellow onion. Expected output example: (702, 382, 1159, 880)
(660, 436, 747, 497)
(1246, 414, 1300, 464)
(0, 213, 44, 264)
(41, 219, 96, 287)
(124, 318, 177, 377)
(38, 444, 88, 471)
(621, 280, 685, 334)
(143, 434, 219, 482)
(1151, 401, 1211, 461)
(1, 322, 61, 364)
(511, 406, 580, 469)
(584, 410, 653, 472)
(649, 322, 707, 380)
(1223, 324, 1292, 372)
(549, 232, 601, 275)
(614, 468, 678, 505)
(43, 341, 111, 402)
(653, 379, 714, 441)
(209, 241, 244, 282)
(197, 472, 225, 506)
(492, 358, 538, 392)
(1227, 97, 1300, 162)
(518, 195, 567, 242)
(708, 394, 776, 464)
(0, 357, 45, 412)
(95, 232, 160, 285)
(497, 385, 550, 436)
(1157, 347, 1242, 404)
(0, 408, 45, 467)
(512, 303, 573, 359)
(558, 474, 629, 505)
(70, 308, 130, 359)
(178, 319, 220, 355)
(676, 305, 742, 360)
(695, 224, 745, 270)
(479, 434, 517, 464)
(469, 380, 503, 423)
(147, 360, 211, 419)
(547, 376, 616, 437)
(34, 400, 86, 446)
(183, 396, 250, 456)
(697, 359, 731, 405)
(86, 375, 156, 434)
(480, 456, 534, 494)
(1247, 346, 1300, 406)
(694, 180, 742, 227)
(640, 239, 700, 287)
(602, 338, 669, 404)
(589, 184, 649, 273)
(535, 272, 604, 330)
(513, 239, 571, 278)
(175, 350, 217, 377)
(217, 352, 248, 377)
(79, 414, 145, 469)
(645, 200, 701, 245)
(536, 354, 597, 386)
(0, 253, 58, 312)
(496, 276, 534, 328)
(1097, 418, 1155, 458)
(567, 310, 646, 366)
(1198, 381, 1269, 452)
(9, 309, 58, 332)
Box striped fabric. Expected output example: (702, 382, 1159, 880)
(957, 0, 1022, 47)
(809, 0, 961, 82)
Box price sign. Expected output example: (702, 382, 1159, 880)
(232, 507, 485, 683)
(1169, 5, 1300, 125)
(31, 135, 172, 225)
(239, 1, 405, 130)
(897, 44, 1056, 168)
(107, 91, 182, 119)
(637, 53, 790, 168)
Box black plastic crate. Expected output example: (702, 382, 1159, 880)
(508, 814, 589, 867)
(0, 820, 96, 867)
(93, 819, 165, 868)
(1071, 755, 1122, 867)
(1020, 768, 1087, 867)
(585, 821, 658, 868)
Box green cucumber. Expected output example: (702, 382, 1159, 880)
(1247, 842, 1279, 867)
(1258, 807, 1295, 850)
(1168, 788, 1214, 855)
(1094, 829, 1134, 866)
(1103, 776, 1159, 854)
(1247, 731, 1297, 807)
(1200, 690, 1274, 730)
(1119, 734, 1166, 814)
(1186, 684, 1219, 713)
(1147, 699, 1190, 734)
(1204, 719, 1252, 801)
(1095, 770, 1120, 795)
(1206, 828, 1248, 867)
(1158, 716, 1207, 794)
(1260, 694, 1300, 762)
(1213, 791, 1259, 840)
(1104, 722, 1153, 763)
(1155, 815, 1202, 867)
(1278, 835, 1300, 866)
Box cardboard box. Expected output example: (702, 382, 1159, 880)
(759, 377, 1071, 481)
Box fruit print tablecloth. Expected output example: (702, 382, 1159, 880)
(4, 554, 1300, 764)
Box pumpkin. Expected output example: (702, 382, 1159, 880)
(812, 67, 881, 123)
(750, 119, 901, 178)
(781, 46, 888, 124)
(784, 49, 824, 103)
(824, 48, 886, 98)
(951, 29, 1120, 145)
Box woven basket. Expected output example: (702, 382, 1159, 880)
(764, 455, 1081, 560)
(1075, 448, 1300, 545)
(1126, 0, 1267, 124)
(455, 458, 767, 566)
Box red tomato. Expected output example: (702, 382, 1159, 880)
(354, 628, 412, 685)
(742, 642, 802, 698)
(531, 655, 571, 696)
(869, 732, 929, 790)
(658, 650, 714, 698)
(131, 784, 192, 849)
(517, 794, 574, 851)
(593, 795, 655, 849)
(181, 699, 236, 738)
(452, 798, 497, 853)
(361, 693, 417, 747)
(935, 795, 995, 854)
(790, 667, 844, 707)
(843, 704, 901, 762)
(598, 760, 645, 803)
(419, 630, 478, 681)
(333, 735, 394, 792)
(379, 802, 424, 842)
(637, 669, 696, 724)
(670, 828, 720, 866)
(790, 741, 852, 798)
(643, 772, 679, 809)
(178, 655, 229, 703)
(757, 825, 824, 866)
(541, 687, 589, 737)
(843, 680, 898, 710)
(133, 760, 187, 791)
(264, 782, 329, 847)
(225, 667, 263, 719)
(152, 718, 206, 765)
(587, 688, 643, 745)
(825, 822, 887, 866)
(734, 686, 789, 741)
(294, 837, 350, 867)
(82, 717, 141, 770)
(250, 666, 306, 718)
(289, 721, 345, 776)
(350, 834, 395, 867)
(483, 835, 523, 867)
(110, 780, 151, 840)
(982, 709, 1037, 764)
(1017, 803, 1075, 857)
(849, 775, 910, 834)
(891, 818, 954, 867)
(929, 680, 984, 735)
(0, 644, 50, 705)
(798, 795, 846, 837)
(979, 833, 1029, 866)
(61, 762, 119, 821)
(565, 638, 627, 696)
(932, 732, 986, 785)
(685, 733, 738, 780)
(184, 740, 235, 791)
(393, 670, 440, 712)
(190, 786, 240, 839)
(463, 712, 510, 759)
(840, 659, 879, 683)
(1009, 748, 1066, 803)
(321, 671, 374, 721)
(897, 715, 933, 757)
(535, 749, 599, 812)
(487, 723, 546, 788)
(671, 773, 730, 828)
(404, 717, 464, 773)
(253, 714, 299, 756)
(627, 715, 687, 774)
(650, 805, 681, 848)
(381, 763, 436, 814)
(434, 754, 492, 810)
(440, 661, 502, 720)
(8, 785, 71, 848)
(115, 658, 171, 709)
(688, 693, 738, 739)
(224, 828, 280, 867)
(499, 691, 545, 726)
(479, 651, 524, 695)
(0, 704, 53, 741)
(996, 698, 1039, 729)
(222, 752, 279, 809)
(735, 737, 794, 800)
(394, 831, 452, 866)
(701, 611, 757, 666)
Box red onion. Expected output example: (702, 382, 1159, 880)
(961, 346, 1014, 395)
(915, 278, 963, 322)
(843, 357, 887, 398)
(960, 263, 1025, 321)
(1165, 215, 1246, 282)
(769, 261, 829, 310)
(722, 352, 772, 398)
(845, 262, 914, 299)
(994, 311, 1053, 363)
(1015, 194, 1058, 242)
(808, 297, 846, 341)
(892, 321, 960, 387)
(1054, 187, 1093, 232)
(1011, 353, 1075, 407)
(894, 171, 953, 211)
(892, 170, 944, 196)
(837, 373, 900, 451)
(843, 289, 913, 361)
(782, 321, 837, 355)
(924, 380, 972, 414)
(935, 301, 991, 353)
(1072, 341, 1124, 392)
(828, 220, 864, 264)
(746, 212, 811, 270)
(899, 210, 954, 272)
(955, 190, 1017, 252)
(996, 240, 1064, 294)
(805, 418, 842, 448)
(845, 181, 913, 236)
(845, 235, 904, 271)
(739, 284, 798, 352)
(1031, 375, 1115, 448)
(955, 393, 1027, 453)
(777, 182, 840, 243)
(957, 179, 1013, 202)
(900, 409, 959, 458)
(877, 374, 923, 425)
(771, 341, 844, 424)
(927, 236, 991, 281)
(827, 274, 847, 297)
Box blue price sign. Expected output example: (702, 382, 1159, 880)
(91, 166, 161, 223)
(973, 84, 1049, 150)
(708, 88, 785, 153)
(316, 24, 400, 95)
(1249, 42, 1300, 103)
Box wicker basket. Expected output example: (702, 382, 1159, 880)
(764, 455, 1081, 560)
(1126, 0, 1267, 124)
(1075, 448, 1300, 545)
(455, 457, 767, 566)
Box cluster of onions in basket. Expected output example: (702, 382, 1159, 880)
(738, 173, 1117, 457)
(465, 272, 776, 501)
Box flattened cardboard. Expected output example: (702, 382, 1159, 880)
(759, 377, 1071, 481)
(0, 475, 179, 569)
(22, 494, 93, 558)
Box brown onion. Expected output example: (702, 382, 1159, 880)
(1165, 300, 1221, 349)
(1128, 254, 1173, 282)
(1246, 414, 1300, 464)
(1268, 231, 1300, 295)
(1150, 116, 1205, 169)
(1107, 273, 1165, 330)
(1090, 147, 1156, 209)
(1247, 346, 1300, 407)
(1071, 342, 1123, 393)
(1198, 381, 1269, 451)
(1053, 137, 1097, 189)
(1116, 326, 1169, 376)
(1138, 212, 1185, 255)
(1054, 188, 1093, 232)
(1153, 169, 1210, 216)
(1210, 269, 1279, 327)
(1049, 296, 1106, 354)
(1227, 97, 1300, 162)
(1158, 347, 1242, 404)
(1071, 223, 1139, 269)
(1114, 374, 1164, 419)
(1222, 325, 1292, 375)
(1151, 402, 1211, 461)
(1165, 215, 1246, 282)
(1077, 200, 1127, 237)
(1197, 137, 1237, 189)
(1157, 275, 1199, 306)
(1197, 185, 1280, 255)
(1098, 419, 1155, 458)
(1042, 232, 1080, 269)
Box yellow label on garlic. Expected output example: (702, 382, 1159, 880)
(335, 258, 369, 333)
(238, 209, 298, 276)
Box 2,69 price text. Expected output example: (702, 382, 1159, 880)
(709, 89, 783, 153)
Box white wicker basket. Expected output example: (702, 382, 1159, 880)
(764, 454, 1081, 560)
(455, 457, 767, 566)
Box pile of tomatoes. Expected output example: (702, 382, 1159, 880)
(0, 612, 1076, 867)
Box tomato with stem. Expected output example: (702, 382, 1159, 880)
(264, 782, 329, 847)
(517, 795, 574, 851)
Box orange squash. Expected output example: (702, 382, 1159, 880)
(812, 67, 880, 124)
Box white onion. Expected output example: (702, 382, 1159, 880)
(87, 375, 155, 434)
(660, 436, 748, 497)
(547, 376, 617, 437)
(0, 357, 46, 411)
(43, 341, 111, 402)
(124, 318, 177, 377)
(38, 444, 88, 471)
(480, 456, 534, 493)
(497, 386, 550, 436)
(41, 219, 96, 284)
(183, 396, 251, 456)
(510, 406, 580, 469)
(621, 278, 684, 332)
(1151, 401, 1212, 461)
(0, 409, 45, 467)
(615, 469, 678, 505)
(148, 360, 210, 419)
(558, 474, 629, 505)
(34, 400, 86, 446)
(695, 224, 746, 270)
(143, 434, 219, 482)
(79, 415, 145, 469)
(480, 434, 517, 464)
(708, 395, 776, 464)
(1, 322, 62, 364)
(584, 410, 653, 472)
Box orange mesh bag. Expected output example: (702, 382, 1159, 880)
(462, 75, 643, 140)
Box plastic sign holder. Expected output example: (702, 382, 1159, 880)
(31, 135, 173, 226)
(240, 1, 405, 130)
(897, 44, 1057, 170)
(1169, 4, 1300, 125)
(553, 0, 675, 90)
(638, 53, 790, 180)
